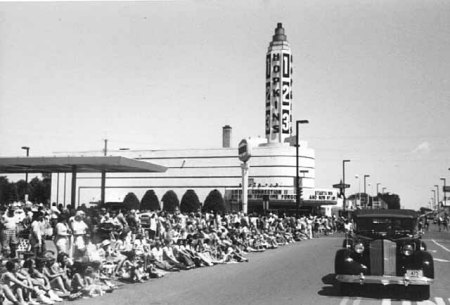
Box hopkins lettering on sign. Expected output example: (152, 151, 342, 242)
(265, 24, 293, 144)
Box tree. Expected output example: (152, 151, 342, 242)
(202, 189, 226, 214)
(141, 190, 160, 211)
(15, 180, 27, 202)
(29, 177, 51, 204)
(180, 190, 201, 213)
(161, 190, 179, 213)
(123, 192, 140, 210)
(0, 176, 15, 206)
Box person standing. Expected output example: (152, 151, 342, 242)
(70, 211, 89, 261)
(0, 207, 20, 258)
(54, 214, 72, 255)
(30, 213, 46, 257)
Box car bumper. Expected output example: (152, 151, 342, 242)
(336, 274, 434, 286)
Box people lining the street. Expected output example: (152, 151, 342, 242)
(0, 200, 349, 304)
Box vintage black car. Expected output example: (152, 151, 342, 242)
(335, 209, 434, 299)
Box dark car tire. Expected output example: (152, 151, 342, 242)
(408, 285, 430, 300)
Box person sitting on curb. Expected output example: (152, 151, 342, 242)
(115, 250, 148, 283)
(20, 258, 63, 303)
(1, 259, 41, 305)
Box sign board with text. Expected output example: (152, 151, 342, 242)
(238, 139, 252, 162)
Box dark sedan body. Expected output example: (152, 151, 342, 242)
(335, 209, 434, 299)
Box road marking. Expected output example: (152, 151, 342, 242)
(339, 297, 349, 305)
(417, 299, 443, 305)
(352, 297, 361, 305)
(432, 239, 450, 252)
(337, 297, 450, 305)
(433, 258, 450, 263)
(418, 297, 447, 305)
(435, 297, 446, 305)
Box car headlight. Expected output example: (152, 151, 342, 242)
(354, 243, 364, 254)
(402, 244, 414, 256)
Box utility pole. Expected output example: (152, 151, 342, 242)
(295, 120, 309, 217)
(342, 160, 350, 212)
(101, 139, 108, 206)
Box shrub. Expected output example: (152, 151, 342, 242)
(180, 189, 201, 213)
(202, 189, 226, 214)
(161, 190, 179, 213)
(141, 190, 160, 211)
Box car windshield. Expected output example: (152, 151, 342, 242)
(355, 217, 416, 237)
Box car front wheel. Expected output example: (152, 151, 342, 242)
(408, 285, 430, 300)
(338, 282, 357, 296)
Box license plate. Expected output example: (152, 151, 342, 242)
(406, 270, 423, 278)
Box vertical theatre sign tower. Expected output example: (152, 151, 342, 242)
(266, 23, 293, 144)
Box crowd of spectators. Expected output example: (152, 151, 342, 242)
(0, 201, 342, 304)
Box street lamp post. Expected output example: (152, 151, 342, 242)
(432, 190, 437, 210)
(355, 175, 361, 209)
(342, 160, 350, 212)
(382, 187, 386, 193)
(375, 183, 381, 209)
(298, 170, 309, 215)
(21, 146, 30, 184)
(296, 120, 309, 217)
(441, 178, 447, 207)
(364, 174, 370, 209)
(101, 139, 107, 206)
(435, 184, 440, 210)
(21, 146, 30, 201)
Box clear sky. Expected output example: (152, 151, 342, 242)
(0, 0, 449, 210)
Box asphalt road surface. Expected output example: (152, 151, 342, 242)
(60, 225, 450, 305)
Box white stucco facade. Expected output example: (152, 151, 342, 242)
(50, 141, 315, 207)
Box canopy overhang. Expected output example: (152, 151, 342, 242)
(0, 156, 167, 207)
(0, 156, 167, 174)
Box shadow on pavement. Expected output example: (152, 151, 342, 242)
(318, 273, 423, 301)
(318, 273, 340, 297)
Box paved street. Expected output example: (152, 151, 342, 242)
(56, 224, 450, 305)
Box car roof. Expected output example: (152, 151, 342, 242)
(354, 209, 418, 219)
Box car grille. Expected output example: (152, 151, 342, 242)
(369, 239, 397, 276)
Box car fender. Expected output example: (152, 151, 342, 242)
(413, 250, 434, 279)
(335, 248, 366, 275)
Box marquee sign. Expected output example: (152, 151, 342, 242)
(265, 24, 292, 144)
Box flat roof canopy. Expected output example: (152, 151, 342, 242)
(0, 156, 166, 207)
(0, 156, 167, 174)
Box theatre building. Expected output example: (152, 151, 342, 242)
(50, 23, 338, 214)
